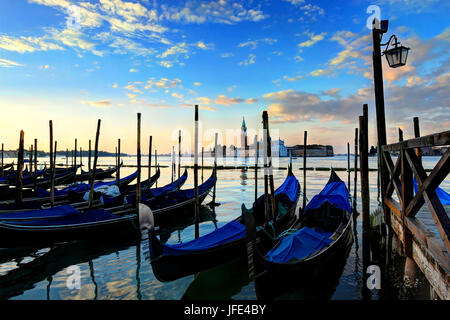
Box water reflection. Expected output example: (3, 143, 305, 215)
(0, 155, 439, 300)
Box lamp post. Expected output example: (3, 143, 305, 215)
(371, 18, 410, 225)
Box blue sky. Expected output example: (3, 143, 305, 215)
(0, 0, 449, 154)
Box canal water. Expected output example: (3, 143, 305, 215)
(0, 155, 447, 300)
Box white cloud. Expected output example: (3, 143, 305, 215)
(298, 32, 326, 48)
(238, 54, 256, 66)
(0, 58, 24, 67)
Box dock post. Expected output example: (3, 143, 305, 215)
(49, 121, 54, 207)
(53, 141, 57, 193)
(262, 111, 275, 221)
(34, 139, 38, 194)
(74, 138, 77, 172)
(413, 117, 421, 160)
(212, 133, 218, 206)
(171, 146, 175, 183)
(80, 147, 82, 172)
(155, 150, 158, 188)
(353, 128, 358, 212)
(15, 130, 24, 204)
(1, 143, 3, 177)
(88, 120, 101, 209)
(117, 138, 121, 183)
(303, 131, 307, 209)
(201, 146, 204, 183)
(136, 114, 141, 210)
(66, 149, 68, 167)
(254, 135, 258, 204)
(148, 136, 152, 184)
(347, 142, 351, 192)
(194, 105, 200, 239)
(29, 144, 33, 177)
(371, 21, 390, 226)
(178, 130, 181, 189)
(359, 105, 370, 298)
(88, 140, 91, 173)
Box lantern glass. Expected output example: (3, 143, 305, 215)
(384, 45, 410, 68)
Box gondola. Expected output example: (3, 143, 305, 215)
(0, 166, 77, 200)
(139, 166, 300, 282)
(247, 169, 353, 300)
(0, 166, 47, 185)
(0, 168, 167, 217)
(75, 161, 123, 182)
(131, 169, 215, 225)
(0, 169, 141, 213)
(0, 205, 217, 299)
(0, 169, 207, 247)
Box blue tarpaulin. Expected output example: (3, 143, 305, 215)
(274, 174, 299, 203)
(414, 180, 450, 205)
(0, 204, 79, 221)
(4, 208, 119, 226)
(264, 227, 333, 263)
(304, 172, 351, 213)
(162, 220, 246, 256)
(36, 171, 137, 198)
(158, 172, 298, 256)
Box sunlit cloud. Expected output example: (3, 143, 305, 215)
(81, 99, 112, 107)
(0, 58, 24, 67)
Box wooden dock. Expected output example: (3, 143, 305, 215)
(359, 107, 449, 299)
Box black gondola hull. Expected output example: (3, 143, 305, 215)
(253, 215, 353, 300)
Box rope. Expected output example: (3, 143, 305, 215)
(260, 221, 299, 240)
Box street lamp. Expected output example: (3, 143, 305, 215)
(382, 35, 410, 68)
(370, 18, 411, 226)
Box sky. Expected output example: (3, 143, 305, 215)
(0, 0, 449, 155)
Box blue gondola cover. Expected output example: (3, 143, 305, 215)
(414, 179, 450, 205)
(304, 172, 351, 213)
(0, 204, 79, 220)
(264, 227, 333, 263)
(162, 220, 246, 256)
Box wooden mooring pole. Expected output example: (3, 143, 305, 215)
(254, 135, 258, 204)
(178, 130, 181, 189)
(148, 136, 152, 183)
(194, 105, 200, 239)
(15, 130, 24, 204)
(353, 128, 358, 212)
(34, 139, 38, 194)
(347, 142, 351, 192)
(359, 104, 371, 298)
(303, 131, 307, 209)
(136, 113, 141, 209)
(88, 120, 101, 209)
(88, 140, 91, 173)
(1, 143, 3, 177)
(117, 138, 121, 183)
(49, 121, 54, 207)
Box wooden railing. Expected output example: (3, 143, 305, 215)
(381, 130, 450, 255)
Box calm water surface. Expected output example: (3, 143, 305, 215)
(0, 155, 447, 300)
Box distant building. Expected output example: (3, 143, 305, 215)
(272, 139, 288, 157)
(286, 144, 334, 157)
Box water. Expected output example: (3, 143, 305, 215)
(0, 155, 447, 300)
